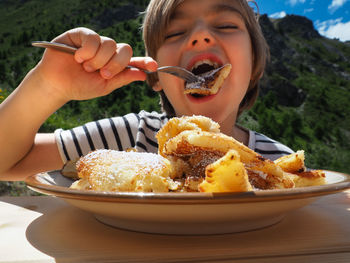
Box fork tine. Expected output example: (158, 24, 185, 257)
(157, 66, 199, 83)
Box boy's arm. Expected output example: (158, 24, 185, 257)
(2, 134, 63, 181)
(0, 27, 157, 181)
(0, 68, 67, 180)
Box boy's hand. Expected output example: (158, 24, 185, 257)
(34, 27, 157, 102)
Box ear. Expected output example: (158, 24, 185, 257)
(152, 81, 163, 92)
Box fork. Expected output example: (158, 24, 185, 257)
(31, 41, 200, 83)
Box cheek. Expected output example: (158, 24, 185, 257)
(244, 41, 254, 76)
(156, 42, 181, 66)
(230, 48, 253, 86)
(156, 46, 170, 66)
(227, 35, 253, 73)
(158, 75, 185, 105)
(159, 74, 184, 94)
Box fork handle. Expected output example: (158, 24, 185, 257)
(32, 41, 153, 73)
(32, 41, 77, 54)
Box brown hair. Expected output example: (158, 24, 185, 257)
(142, 0, 269, 117)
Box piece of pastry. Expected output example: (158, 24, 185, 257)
(71, 149, 179, 192)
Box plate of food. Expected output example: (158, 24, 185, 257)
(26, 116, 350, 235)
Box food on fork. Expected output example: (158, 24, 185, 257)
(184, 64, 232, 96)
(69, 116, 326, 193)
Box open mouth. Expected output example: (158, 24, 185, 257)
(184, 61, 231, 97)
(191, 60, 219, 76)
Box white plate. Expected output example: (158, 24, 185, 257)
(26, 170, 350, 235)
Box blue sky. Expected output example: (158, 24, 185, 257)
(256, 0, 350, 41)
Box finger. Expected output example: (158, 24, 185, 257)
(129, 57, 158, 72)
(99, 43, 133, 79)
(103, 69, 148, 95)
(80, 37, 118, 73)
(67, 28, 101, 64)
(51, 28, 102, 64)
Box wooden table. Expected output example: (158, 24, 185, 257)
(0, 190, 349, 263)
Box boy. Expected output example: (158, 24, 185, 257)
(0, 0, 293, 180)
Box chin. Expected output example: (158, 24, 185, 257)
(189, 110, 223, 123)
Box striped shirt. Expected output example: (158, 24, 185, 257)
(54, 110, 294, 163)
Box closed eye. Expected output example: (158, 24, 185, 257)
(216, 25, 239, 30)
(165, 31, 185, 40)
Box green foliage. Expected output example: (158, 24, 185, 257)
(0, 87, 9, 103)
(0, 181, 40, 196)
(239, 90, 350, 172)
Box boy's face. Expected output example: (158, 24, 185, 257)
(155, 0, 253, 125)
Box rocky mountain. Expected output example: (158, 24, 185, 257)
(241, 14, 350, 174)
(259, 14, 349, 107)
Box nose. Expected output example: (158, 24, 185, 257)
(187, 23, 214, 49)
(191, 38, 210, 46)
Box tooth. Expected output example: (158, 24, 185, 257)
(203, 59, 214, 66)
(191, 60, 217, 70)
(192, 61, 204, 69)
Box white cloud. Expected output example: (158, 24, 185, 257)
(288, 0, 306, 6)
(304, 8, 314, 14)
(315, 18, 350, 41)
(328, 0, 348, 14)
(270, 11, 287, 19)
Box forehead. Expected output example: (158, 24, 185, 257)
(170, 0, 246, 20)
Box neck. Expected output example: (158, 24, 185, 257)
(219, 116, 248, 146)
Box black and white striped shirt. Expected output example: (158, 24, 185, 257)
(54, 110, 294, 163)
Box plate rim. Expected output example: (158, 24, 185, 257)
(25, 170, 350, 204)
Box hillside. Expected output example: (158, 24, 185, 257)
(245, 14, 350, 173)
(0, 0, 349, 195)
